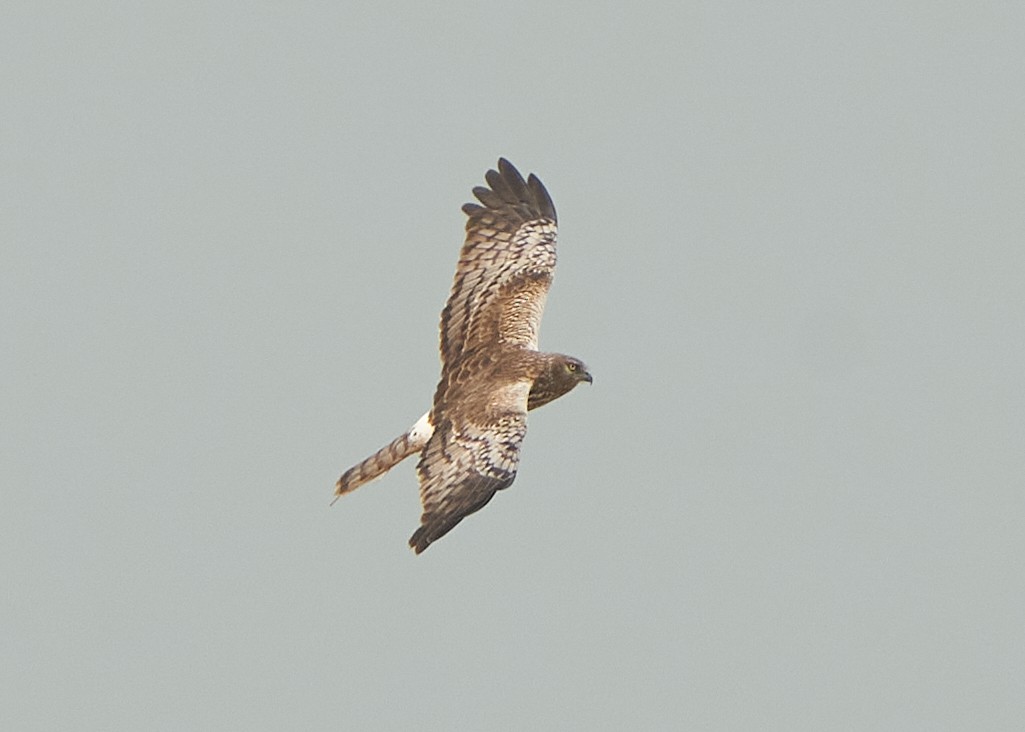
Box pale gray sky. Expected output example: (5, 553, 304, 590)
(3, 2, 1024, 729)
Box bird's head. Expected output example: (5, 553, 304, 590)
(527, 354, 592, 411)
(560, 356, 593, 385)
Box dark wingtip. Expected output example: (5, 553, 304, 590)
(463, 159, 556, 225)
(409, 527, 431, 554)
(527, 173, 557, 223)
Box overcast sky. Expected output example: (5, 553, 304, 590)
(4, 2, 1024, 729)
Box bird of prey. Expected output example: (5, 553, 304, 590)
(334, 159, 592, 553)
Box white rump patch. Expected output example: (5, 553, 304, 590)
(408, 411, 434, 442)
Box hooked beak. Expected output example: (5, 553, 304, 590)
(581, 371, 593, 384)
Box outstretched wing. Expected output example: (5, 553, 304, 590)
(410, 382, 530, 554)
(439, 158, 558, 365)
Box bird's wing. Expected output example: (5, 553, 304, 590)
(409, 380, 530, 554)
(439, 158, 558, 365)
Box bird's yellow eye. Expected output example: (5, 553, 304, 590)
(566, 362, 578, 372)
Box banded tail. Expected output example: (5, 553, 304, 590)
(332, 412, 433, 503)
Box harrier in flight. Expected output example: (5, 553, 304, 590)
(334, 159, 591, 553)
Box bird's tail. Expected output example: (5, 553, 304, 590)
(332, 412, 433, 502)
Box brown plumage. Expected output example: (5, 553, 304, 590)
(333, 159, 591, 553)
